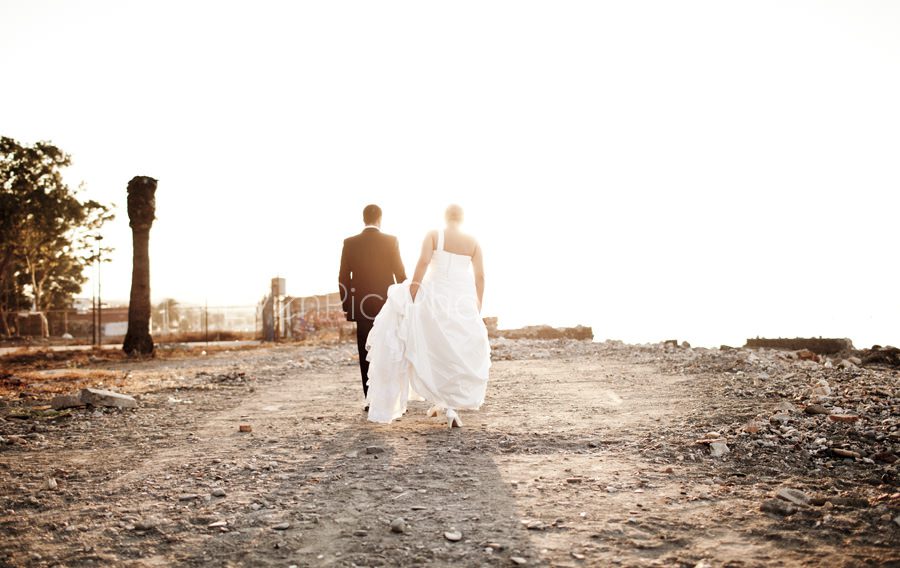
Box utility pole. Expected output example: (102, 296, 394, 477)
(97, 236, 103, 346)
(92, 295, 96, 346)
(94, 236, 104, 347)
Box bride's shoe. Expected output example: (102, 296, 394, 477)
(446, 409, 462, 429)
(426, 405, 444, 418)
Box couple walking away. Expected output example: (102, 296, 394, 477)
(339, 204, 491, 428)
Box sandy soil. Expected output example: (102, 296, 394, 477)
(0, 342, 897, 567)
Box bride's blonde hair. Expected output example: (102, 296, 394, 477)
(445, 204, 464, 223)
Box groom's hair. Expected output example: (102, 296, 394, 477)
(363, 204, 382, 225)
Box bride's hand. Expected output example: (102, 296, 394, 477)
(410, 282, 419, 301)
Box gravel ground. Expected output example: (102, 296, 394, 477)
(0, 339, 897, 567)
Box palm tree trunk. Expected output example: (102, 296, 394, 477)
(123, 176, 157, 355)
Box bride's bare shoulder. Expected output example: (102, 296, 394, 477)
(472, 236, 483, 254)
(423, 229, 439, 247)
(459, 232, 479, 255)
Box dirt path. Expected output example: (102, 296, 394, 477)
(0, 344, 896, 567)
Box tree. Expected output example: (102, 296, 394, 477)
(0, 137, 113, 337)
(122, 176, 157, 355)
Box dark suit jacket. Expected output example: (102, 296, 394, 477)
(339, 228, 407, 322)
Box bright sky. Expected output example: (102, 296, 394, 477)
(2, 1, 898, 348)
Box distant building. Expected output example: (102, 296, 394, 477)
(263, 291, 345, 340)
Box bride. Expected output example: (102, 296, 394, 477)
(365, 205, 491, 428)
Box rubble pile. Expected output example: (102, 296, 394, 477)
(590, 340, 899, 535)
(581, 340, 898, 473)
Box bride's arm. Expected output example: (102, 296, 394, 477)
(409, 231, 436, 301)
(472, 242, 485, 311)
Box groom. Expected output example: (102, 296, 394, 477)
(339, 204, 407, 408)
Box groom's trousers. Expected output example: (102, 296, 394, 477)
(355, 317, 375, 398)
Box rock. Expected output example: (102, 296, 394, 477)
(839, 359, 857, 369)
(345, 451, 359, 458)
(79, 388, 137, 409)
(134, 518, 158, 531)
(511, 557, 528, 565)
(797, 350, 819, 362)
(775, 401, 797, 413)
(894, 515, 900, 528)
(51, 394, 85, 410)
(804, 404, 830, 415)
(444, 530, 462, 542)
(365, 446, 385, 455)
(572, 552, 586, 560)
(390, 518, 406, 534)
(775, 488, 810, 506)
(239, 424, 253, 433)
(848, 356, 862, 366)
(829, 496, 869, 509)
(709, 441, 730, 458)
(211, 489, 226, 498)
(353, 530, 368, 537)
(273, 522, 290, 531)
(873, 452, 898, 464)
(761, 499, 797, 516)
(831, 448, 861, 459)
(813, 379, 832, 396)
(178, 494, 200, 501)
(208, 521, 227, 529)
(828, 414, 860, 423)
(770, 413, 790, 425)
(43, 478, 58, 491)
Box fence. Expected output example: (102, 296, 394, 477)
(3, 297, 351, 345)
(3, 305, 264, 345)
(151, 305, 261, 343)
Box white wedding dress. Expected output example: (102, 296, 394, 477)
(365, 230, 491, 424)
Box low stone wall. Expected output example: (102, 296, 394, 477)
(497, 325, 593, 341)
(744, 337, 854, 355)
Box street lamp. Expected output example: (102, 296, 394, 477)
(95, 236, 103, 347)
